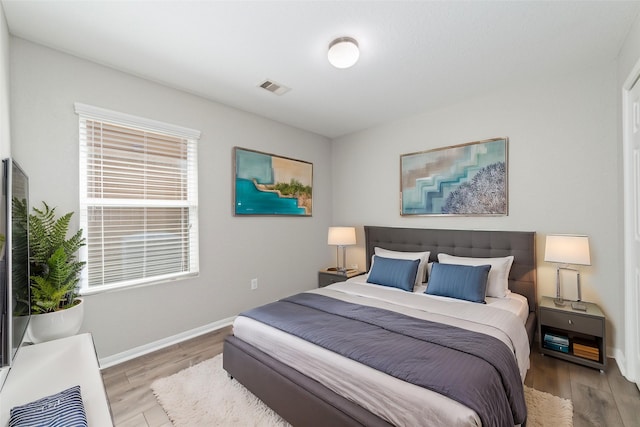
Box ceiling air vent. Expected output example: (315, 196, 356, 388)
(258, 79, 291, 96)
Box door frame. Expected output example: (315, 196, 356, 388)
(622, 56, 640, 387)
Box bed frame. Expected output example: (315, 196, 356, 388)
(223, 226, 537, 427)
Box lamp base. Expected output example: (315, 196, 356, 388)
(554, 298, 566, 307)
(571, 301, 587, 311)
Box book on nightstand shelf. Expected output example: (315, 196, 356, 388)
(573, 338, 600, 361)
(543, 333, 569, 346)
(543, 333, 569, 353)
(544, 341, 569, 353)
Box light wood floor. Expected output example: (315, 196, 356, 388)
(102, 327, 640, 427)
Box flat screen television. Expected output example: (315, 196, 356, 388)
(0, 158, 30, 388)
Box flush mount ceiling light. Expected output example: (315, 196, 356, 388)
(328, 37, 359, 69)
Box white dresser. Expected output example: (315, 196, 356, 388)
(0, 333, 112, 426)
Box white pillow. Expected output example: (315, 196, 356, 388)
(374, 247, 430, 287)
(437, 253, 514, 298)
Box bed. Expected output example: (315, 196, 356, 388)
(223, 226, 537, 426)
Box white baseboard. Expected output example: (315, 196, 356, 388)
(613, 347, 627, 376)
(611, 346, 639, 385)
(609, 347, 639, 386)
(98, 316, 235, 369)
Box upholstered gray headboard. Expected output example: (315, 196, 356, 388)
(364, 226, 537, 312)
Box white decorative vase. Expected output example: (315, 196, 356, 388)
(28, 298, 84, 344)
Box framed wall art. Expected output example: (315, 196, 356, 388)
(400, 138, 508, 216)
(233, 147, 313, 216)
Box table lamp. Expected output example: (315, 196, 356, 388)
(327, 227, 356, 273)
(544, 234, 591, 310)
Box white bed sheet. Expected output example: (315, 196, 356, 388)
(233, 281, 530, 427)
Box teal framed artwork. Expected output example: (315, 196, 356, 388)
(400, 138, 508, 216)
(234, 147, 313, 216)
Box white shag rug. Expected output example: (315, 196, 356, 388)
(152, 354, 573, 427)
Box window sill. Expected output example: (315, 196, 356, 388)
(79, 272, 199, 296)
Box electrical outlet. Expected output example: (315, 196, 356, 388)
(251, 278, 258, 290)
(351, 264, 359, 270)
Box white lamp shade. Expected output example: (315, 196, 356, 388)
(544, 234, 591, 265)
(328, 37, 359, 69)
(328, 227, 356, 246)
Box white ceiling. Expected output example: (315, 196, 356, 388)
(2, 1, 639, 138)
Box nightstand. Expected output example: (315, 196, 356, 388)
(318, 269, 364, 287)
(538, 295, 606, 371)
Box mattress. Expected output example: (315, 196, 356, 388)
(233, 281, 530, 427)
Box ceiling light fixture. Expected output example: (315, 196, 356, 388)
(328, 37, 359, 69)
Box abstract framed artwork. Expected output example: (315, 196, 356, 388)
(233, 147, 313, 216)
(400, 138, 508, 216)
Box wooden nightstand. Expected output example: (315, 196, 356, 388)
(318, 269, 364, 287)
(538, 295, 606, 371)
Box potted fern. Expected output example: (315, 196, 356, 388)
(25, 202, 86, 343)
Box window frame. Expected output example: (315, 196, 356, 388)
(75, 103, 201, 294)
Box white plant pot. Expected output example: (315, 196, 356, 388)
(28, 298, 84, 344)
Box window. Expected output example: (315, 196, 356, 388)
(75, 103, 200, 293)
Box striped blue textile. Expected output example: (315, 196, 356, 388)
(9, 385, 87, 427)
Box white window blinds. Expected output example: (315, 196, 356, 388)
(75, 103, 200, 292)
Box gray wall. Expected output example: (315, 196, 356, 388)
(10, 38, 333, 358)
(0, 4, 10, 158)
(330, 62, 623, 353)
(618, 12, 640, 82)
(0, 1, 11, 387)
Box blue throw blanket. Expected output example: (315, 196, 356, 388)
(240, 293, 527, 427)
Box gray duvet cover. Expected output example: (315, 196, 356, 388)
(240, 292, 527, 427)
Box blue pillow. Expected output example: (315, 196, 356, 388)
(367, 255, 420, 292)
(426, 263, 491, 303)
(9, 385, 88, 427)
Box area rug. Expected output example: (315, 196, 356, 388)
(152, 354, 573, 427)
